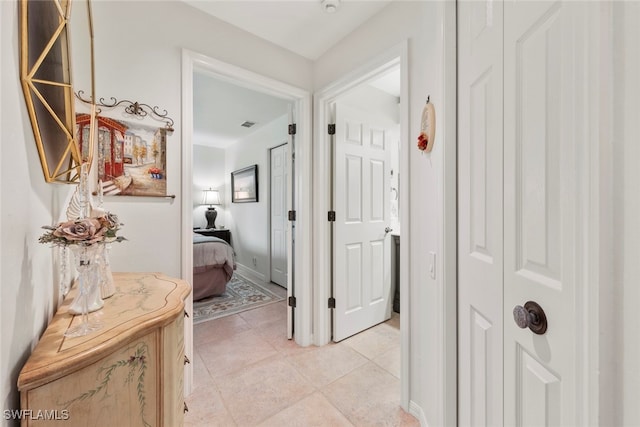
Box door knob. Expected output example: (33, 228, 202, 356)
(513, 301, 547, 335)
(385, 227, 393, 234)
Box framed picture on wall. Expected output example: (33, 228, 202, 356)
(231, 164, 258, 203)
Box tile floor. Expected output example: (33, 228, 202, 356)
(185, 280, 419, 427)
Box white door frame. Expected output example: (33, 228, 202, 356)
(180, 49, 314, 395)
(313, 41, 410, 408)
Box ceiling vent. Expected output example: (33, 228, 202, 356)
(241, 121, 256, 128)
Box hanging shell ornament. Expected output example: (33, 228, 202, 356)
(417, 97, 436, 153)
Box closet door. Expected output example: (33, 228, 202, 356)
(503, 2, 589, 424)
(457, 1, 504, 425)
(459, 1, 594, 425)
(270, 143, 288, 288)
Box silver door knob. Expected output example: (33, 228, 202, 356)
(385, 227, 393, 234)
(513, 301, 548, 335)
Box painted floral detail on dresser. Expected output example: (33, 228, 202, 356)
(57, 342, 151, 427)
(108, 275, 158, 315)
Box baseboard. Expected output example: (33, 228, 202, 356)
(409, 400, 428, 427)
(235, 263, 267, 283)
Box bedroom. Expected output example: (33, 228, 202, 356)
(191, 72, 292, 303)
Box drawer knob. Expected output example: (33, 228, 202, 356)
(184, 355, 190, 365)
(184, 310, 189, 318)
(184, 402, 189, 413)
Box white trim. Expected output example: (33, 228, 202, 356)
(180, 51, 314, 375)
(409, 400, 429, 427)
(180, 49, 195, 397)
(441, 2, 458, 425)
(587, 1, 610, 423)
(313, 41, 411, 409)
(236, 263, 267, 283)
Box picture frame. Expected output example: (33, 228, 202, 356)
(231, 164, 258, 203)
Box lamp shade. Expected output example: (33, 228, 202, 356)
(202, 189, 221, 206)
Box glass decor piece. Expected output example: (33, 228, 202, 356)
(98, 242, 116, 299)
(65, 243, 104, 337)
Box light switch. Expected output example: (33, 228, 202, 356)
(428, 251, 436, 279)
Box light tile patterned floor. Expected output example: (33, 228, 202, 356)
(185, 280, 419, 427)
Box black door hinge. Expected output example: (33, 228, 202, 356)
(328, 124, 336, 135)
(288, 124, 297, 135)
(288, 210, 296, 221)
(328, 211, 336, 222)
(288, 296, 297, 308)
(328, 297, 336, 309)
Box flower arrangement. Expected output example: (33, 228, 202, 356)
(39, 209, 126, 247)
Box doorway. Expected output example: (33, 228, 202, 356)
(330, 72, 401, 342)
(181, 50, 313, 395)
(313, 43, 410, 408)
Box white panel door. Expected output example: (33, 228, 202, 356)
(503, 2, 587, 424)
(270, 144, 288, 287)
(459, 1, 591, 425)
(457, 0, 504, 425)
(333, 102, 392, 342)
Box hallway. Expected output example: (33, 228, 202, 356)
(185, 282, 417, 426)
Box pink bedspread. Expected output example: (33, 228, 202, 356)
(193, 234, 235, 300)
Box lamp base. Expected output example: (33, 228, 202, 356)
(205, 207, 217, 229)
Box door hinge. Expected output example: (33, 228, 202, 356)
(288, 210, 296, 221)
(328, 297, 336, 309)
(328, 124, 336, 135)
(288, 124, 297, 135)
(328, 211, 336, 222)
(288, 296, 297, 308)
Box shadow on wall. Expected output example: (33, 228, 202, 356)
(3, 238, 44, 421)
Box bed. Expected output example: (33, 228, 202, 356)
(192, 232, 236, 300)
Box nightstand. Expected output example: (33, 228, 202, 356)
(194, 228, 231, 245)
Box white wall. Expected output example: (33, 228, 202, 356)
(86, 0, 312, 277)
(1, 0, 312, 422)
(225, 115, 289, 281)
(314, 1, 455, 424)
(192, 145, 226, 230)
(0, 1, 76, 422)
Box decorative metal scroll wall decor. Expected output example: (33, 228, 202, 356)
(19, 0, 96, 183)
(76, 92, 175, 132)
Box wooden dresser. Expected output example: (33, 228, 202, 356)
(17, 272, 191, 426)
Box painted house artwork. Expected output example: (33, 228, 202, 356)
(76, 114, 168, 196)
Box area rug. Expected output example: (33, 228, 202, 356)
(193, 273, 285, 324)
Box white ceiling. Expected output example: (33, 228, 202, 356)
(187, 0, 399, 149)
(182, 0, 394, 61)
(192, 72, 292, 148)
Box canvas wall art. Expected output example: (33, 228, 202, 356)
(76, 114, 168, 197)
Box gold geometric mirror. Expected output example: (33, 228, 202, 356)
(19, 0, 95, 183)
